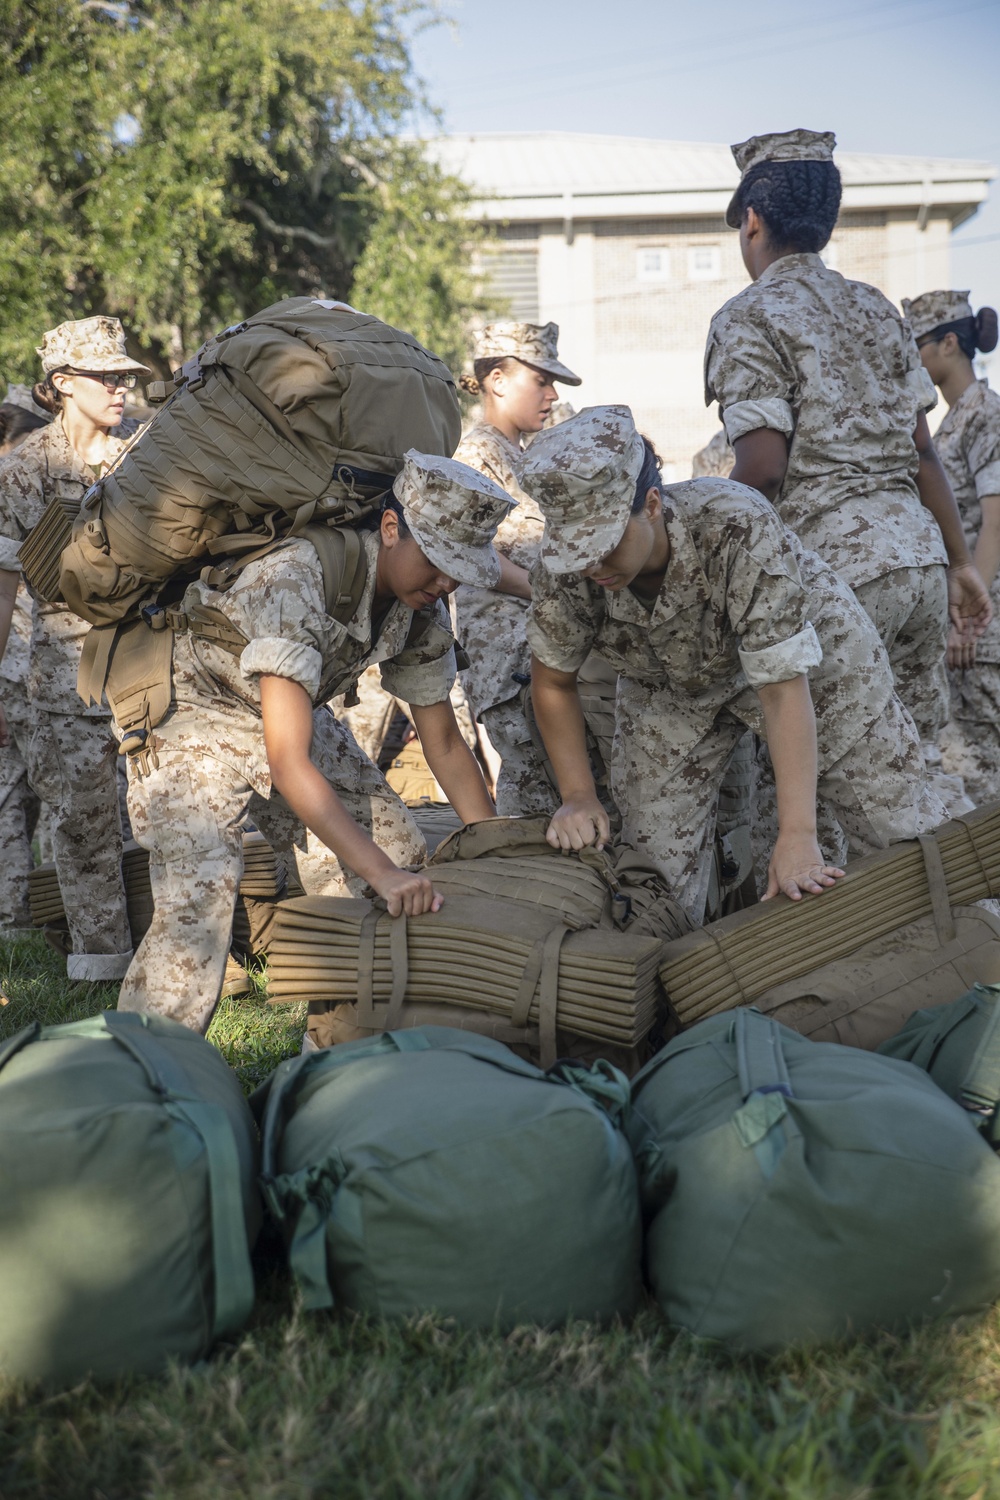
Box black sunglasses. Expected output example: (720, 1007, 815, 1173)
(67, 369, 140, 391)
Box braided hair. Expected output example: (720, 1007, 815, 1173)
(732, 159, 842, 254)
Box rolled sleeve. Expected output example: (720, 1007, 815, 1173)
(975, 459, 1000, 499)
(739, 622, 822, 686)
(904, 364, 938, 415)
(240, 638, 322, 699)
(0, 537, 22, 573)
(722, 397, 795, 444)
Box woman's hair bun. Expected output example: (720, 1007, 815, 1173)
(31, 379, 60, 415)
(976, 307, 999, 354)
(458, 373, 480, 395)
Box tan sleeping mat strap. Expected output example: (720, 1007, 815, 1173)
(919, 833, 957, 945)
(355, 906, 381, 1029)
(384, 913, 410, 1031)
(354, 903, 410, 1029)
(511, 919, 575, 1069)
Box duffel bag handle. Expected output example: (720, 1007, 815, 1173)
(959, 985, 1000, 1142)
(735, 1010, 793, 1101)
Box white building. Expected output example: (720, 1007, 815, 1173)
(434, 131, 995, 475)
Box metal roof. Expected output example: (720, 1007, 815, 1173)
(430, 131, 995, 224)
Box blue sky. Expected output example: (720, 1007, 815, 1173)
(410, 0, 1000, 322)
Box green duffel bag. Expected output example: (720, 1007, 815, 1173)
(257, 1026, 642, 1327)
(879, 983, 1000, 1142)
(626, 1008, 1000, 1350)
(0, 1011, 260, 1384)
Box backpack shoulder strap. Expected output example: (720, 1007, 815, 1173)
(301, 522, 369, 627)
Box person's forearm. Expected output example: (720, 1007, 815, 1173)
(530, 656, 594, 800)
(0, 568, 19, 668)
(757, 675, 819, 835)
(915, 445, 973, 567)
(494, 554, 532, 601)
(270, 752, 399, 886)
(974, 496, 1000, 591)
(409, 700, 495, 823)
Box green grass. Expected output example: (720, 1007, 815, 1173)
(2, 933, 1000, 1500)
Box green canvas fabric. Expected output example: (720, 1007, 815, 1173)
(257, 1026, 643, 1327)
(0, 1011, 260, 1383)
(626, 1009, 1000, 1350)
(52, 299, 461, 625)
(879, 983, 1000, 1143)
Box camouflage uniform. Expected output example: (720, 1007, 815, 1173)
(0, 586, 39, 928)
(118, 452, 511, 1032)
(691, 428, 734, 479)
(0, 416, 138, 974)
(932, 378, 1000, 803)
(705, 246, 949, 738)
(453, 422, 616, 816)
(523, 408, 944, 922)
(332, 664, 478, 765)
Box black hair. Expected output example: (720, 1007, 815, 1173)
(632, 436, 664, 512)
(31, 375, 62, 415)
(458, 355, 517, 396)
(370, 493, 411, 536)
(733, 159, 842, 254)
(0, 403, 47, 448)
(924, 308, 999, 360)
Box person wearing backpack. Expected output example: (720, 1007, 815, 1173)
(0, 318, 146, 977)
(522, 405, 947, 923)
(454, 323, 617, 816)
(904, 290, 1000, 808)
(115, 452, 509, 1037)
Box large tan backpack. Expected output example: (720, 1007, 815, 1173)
(19, 299, 461, 624)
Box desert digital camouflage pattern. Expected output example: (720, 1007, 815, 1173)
(520, 405, 646, 574)
(903, 290, 975, 341)
(0, 675, 38, 929)
(705, 251, 949, 734)
(473, 321, 581, 386)
(332, 664, 478, 763)
(527, 477, 944, 919)
(0, 417, 138, 973)
(118, 534, 454, 1028)
(933, 379, 1000, 803)
(450, 421, 617, 816)
(35, 316, 150, 374)
(691, 428, 734, 479)
(393, 449, 513, 589)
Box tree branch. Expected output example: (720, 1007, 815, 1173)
(238, 199, 342, 250)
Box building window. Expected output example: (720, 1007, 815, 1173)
(688, 245, 721, 281)
(478, 247, 539, 321)
(636, 247, 671, 282)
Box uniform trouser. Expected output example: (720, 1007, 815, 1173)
(17, 708, 131, 971)
(481, 653, 620, 820)
(940, 661, 1000, 806)
(118, 705, 426, 1033)
(0, 678, 40, 928)
(615, 680, 948, 924)
(853, 565, 950, 740)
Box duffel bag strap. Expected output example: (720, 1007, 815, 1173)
(94, 1013, 255, 1339)
(959, 987, 1000, 1142)
(735, 1010, 792, 1101)
(0, 1022, 41, 1075)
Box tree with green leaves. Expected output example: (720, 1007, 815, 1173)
(0, 0, 487, 381)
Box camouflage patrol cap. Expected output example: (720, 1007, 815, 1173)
(726, 128, 837, 228)
(520, 405, 646, 574)
(393, 450, 515, 589)
(474, 322, 582, 386)
(902, 290, 974, 341)
(35, 316, 151, 375)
